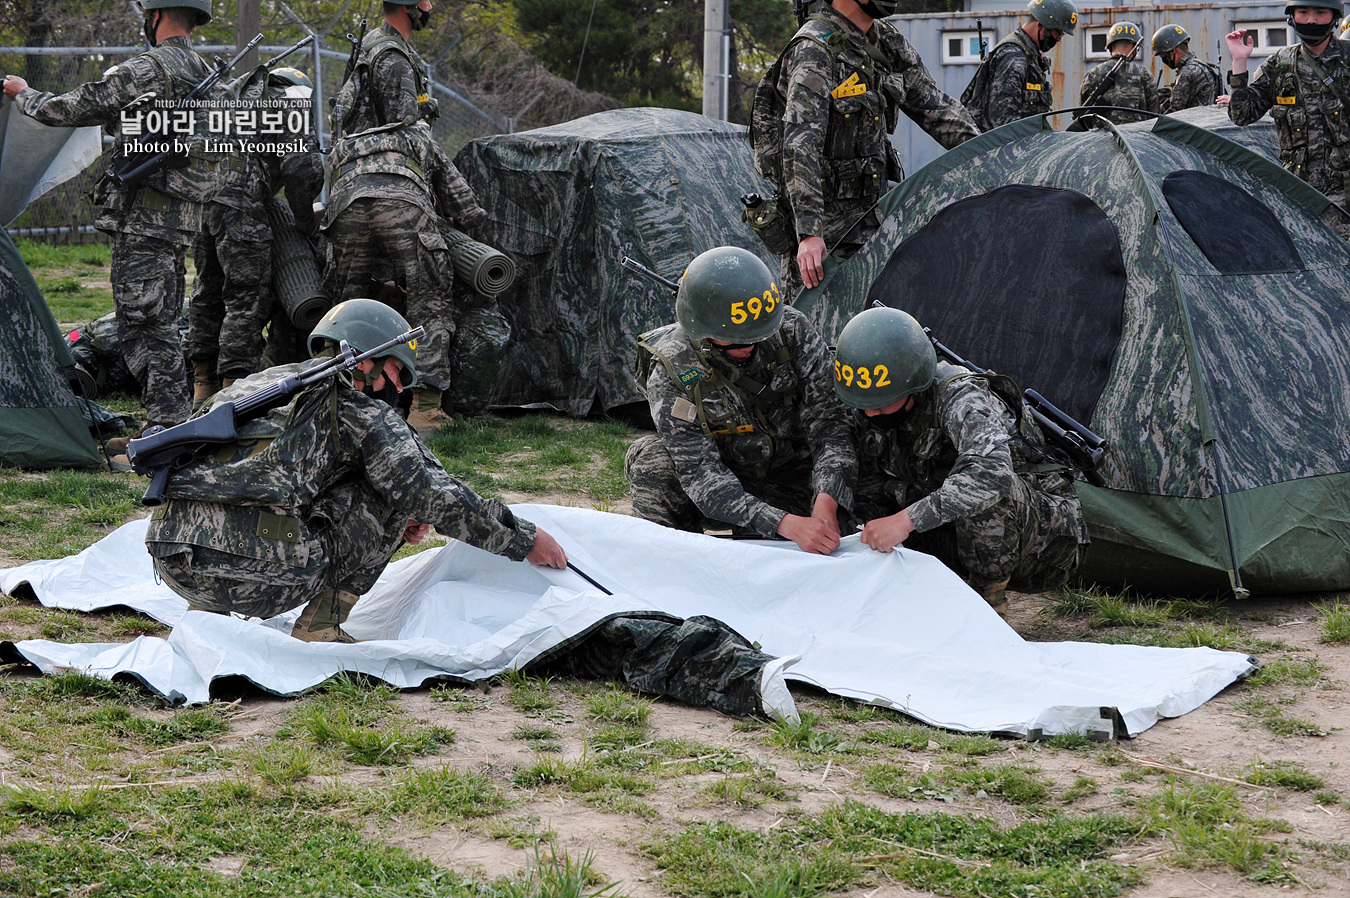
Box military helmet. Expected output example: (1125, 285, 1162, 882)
(1285, 0, 1344, 14)
(268, 66, 312, 89)
(832, 307, 936, 410)
(676, 246, 784, 344)
(1152, 24, 1191, 55)
(1106, 21, 1142, 49)
(383, 0, 421, 5)
(1027, 0, 1078, 34)
(309, 298, 419, 388)
(139, 0, 212, 25)
(1341, 13, 1350, 35)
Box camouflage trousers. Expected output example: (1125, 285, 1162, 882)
(323, 198, 455, 391)
(111, 232, 191, 425)
(259, 303, 311, 370)
(148, 481, 406, 620)
(188, 202, 272, 379)
(534, 614, 774, 717)
(449, 303, 510, 416)
(625, 434, 817, 534)
(858, 473, 1087, 591)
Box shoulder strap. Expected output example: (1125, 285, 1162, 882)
(1300, 43, 1350, 109)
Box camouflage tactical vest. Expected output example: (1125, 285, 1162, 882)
(636, 323, 800, 478)
(1264, 41, 1350, 185)
(961, 30, 1051, 131)
(859, 361, 1069, 502)
(332, 26, 429, 136)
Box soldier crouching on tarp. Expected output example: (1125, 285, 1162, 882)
(144, 298, 567, 643)
(625, 247, 856, 554)
(835, 308, 1089, 618)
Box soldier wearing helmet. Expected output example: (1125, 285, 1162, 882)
(758, 0, 977, 300)
(1152, 24, 1222, 113)
(186, 61, 323, 410)
(962, 0, 1078, 131)
(1222, 1, 1350, 239)
(1078, 21, 1160, 124)
(3, 1, 223, 449)
(145, 298, 568, 643)
(835, 307, 1088, 618)
(625, 247, 856, 555)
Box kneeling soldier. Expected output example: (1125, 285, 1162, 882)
(625, 246, 856, 555)
(835, 307, 1089, 616)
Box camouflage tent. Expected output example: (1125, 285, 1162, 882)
(0, 230, 102, 469)
(1131, 106, 1278, 164)
(798, 114, 1350, 596)
(454, 108, 774, 415)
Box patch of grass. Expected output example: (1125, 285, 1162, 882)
(942, 734, 1006, 756)
(512, 724, 562, 753)
(1315, 790, 1341, 806)
(84, 704, 231, 747)
(701, 774, 795, 808)
(1235, 695, 1327, 738)
(585, 685, 653, 727)
(1062, 776, 1099, 803)
(486, 815, 558, 848)
(1243, 758, 1325, 792)
(504, 670, 557, 714)
(1043, 731, 1095, 750)
(653, 740, 764, 776)
(643, 800, 1140, 898)
(512, 755, 653, 807)
(283, 675, 453, 764)
(859, 724, 938, 751)
(1, 782, 110, 819)
(1144, 778, 1293, 879)
(490, 846, 625, 897)
(589, 723, 649, 751)
(430, 685, 492, 712)
(247, 741, 315, 787)
(1244, 655, 1326, 688)
(1317, 599, 1350, 645)
(379, 764, 509, 821)
(766, 713, 841, 754)
(823, 698, 903, 724)
(944, 764, 1053, 805)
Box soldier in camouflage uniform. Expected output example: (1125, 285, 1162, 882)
(188, 66, 320, 408)
(764, 0, 978, 300)
(962, 0, 1079, 132)
(3, 0, 221, 444)
(144, 299, 568, 643)
(1153, 24, 1222, 113)
(1221, 0, 1350, 239)
(626, 247, 856, 554)
(322, 0, 488, 435)
(835, 308, 1088, 618)
(1078, 22, 1160, 124)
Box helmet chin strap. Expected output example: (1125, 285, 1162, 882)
(143, 8, 160, 47)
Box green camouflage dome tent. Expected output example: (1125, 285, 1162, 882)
(0, 229, 102, 468)
(454, 107, 775, 416)
(1129, 105, 1278, 164)
(797, 114, 1350, 596)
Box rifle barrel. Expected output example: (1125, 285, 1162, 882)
(621, 256, 680, 292)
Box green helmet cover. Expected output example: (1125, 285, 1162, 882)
(1152, 23, 1190, 55)
(832, 307, 936, 410)
(309, 298, 419, 387)
(269, 66, 312, 89)
(139, 0, 211, 25)
(1107, 21, 1142, 49)
(676, 246, 784, 344)
(1027, 0, 1078, 34)
(1285, 0, 1344, 14)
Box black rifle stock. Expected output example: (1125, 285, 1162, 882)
(112, 32, 265, 189)
(126, 326, 425, 506)
(921, 327, 1108, 486)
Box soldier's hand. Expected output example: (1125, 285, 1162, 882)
(2, 76, 28, 100)
(797, 236, 827, 289)
(860, 510, 915, 553)
(403, 519, 432, 544)
(777, 512, 840, 555)
(812, 492, 841, 542)
(1215, 94, 1231, 106)
(527, 527, 568, 569)
(1225, 30, 1253, 68)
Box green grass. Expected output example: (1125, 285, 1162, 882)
(16, 237, 114, 323)
(376, 764, 509, 821)
(765, 713, 842, 754)
(1234, 695, 1328, 737)
(504, 670, 557, 714)
(246, 741, 315, 787)
(1243, 655, 1326, 688)
(643, 799, 1141, 898)
(943, 764, 1054, 805)
(1242, 758, 1326, 792)
(0, 470, 143, 561)
(430, 685, 493, 712)
(281, 675, 455, 765)
(585, 684, 654, 726)
(701, 774, 795, 808)
(1317, 599, 1350, 644)
(1143, 778, 1295, 880)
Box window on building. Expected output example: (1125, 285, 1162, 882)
(942, 30, 994, 64)
(1086, 27, 1113, 60)
(1233, 20, 1292, 57)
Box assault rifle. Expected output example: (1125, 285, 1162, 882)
(621, 256, 680, 291)
(112, 32, 264, 189)
(922, 326, 1108, 487)
(261, 33, 315, 72)
(1078, 37, 1143, 113)
(976, 17, 987, 60)
(126, 326, 425, 507)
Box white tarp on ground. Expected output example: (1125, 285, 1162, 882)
(0, 102, 102, 226)
(0, 505, 1257, 738)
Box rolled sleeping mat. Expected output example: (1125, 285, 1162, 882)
(266, 198, 331, 329)
(443, 226, 516, 296)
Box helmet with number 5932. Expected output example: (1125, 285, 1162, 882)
(676, 246, 785, 344)
(832, 307, 936, 410)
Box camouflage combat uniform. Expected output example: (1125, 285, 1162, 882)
(1167, 52, 1222, 112)
(626, 307, 856, 537)
(13, 36, 217, 426)
(1228, 37, 1350, 238)
(962, 28, 1053, 132)
(322, 24, 489, 399)
(854, 361, 1089, 592)
(144, 361, 538, 619)
(1079, 56, 1161, 123)
(772, 5, 977, 298)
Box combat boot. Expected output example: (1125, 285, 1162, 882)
(406, 388, 453, 438)
(191, 360, 220, 412)
(291, 589, 362, 643)
(105, 421, 172, 456)
(970, 577, 1011, 619)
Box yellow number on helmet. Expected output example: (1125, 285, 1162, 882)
(763, 289, 776, 313)
(834, 360, 843, 382)
(841, 364, 854, 386)
(730, 301, 747, 324)
(856, 366, 872, 389)
(747, 295, 762, 319)
(874, 365, 891, 387)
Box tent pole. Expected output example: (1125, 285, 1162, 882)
(1208, 443, 1250, 599)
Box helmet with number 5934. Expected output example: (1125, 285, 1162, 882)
(832, 307, 936, 410)
(676, 246, 785, 344)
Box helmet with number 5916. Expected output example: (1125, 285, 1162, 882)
(676, 246, 785, 344)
